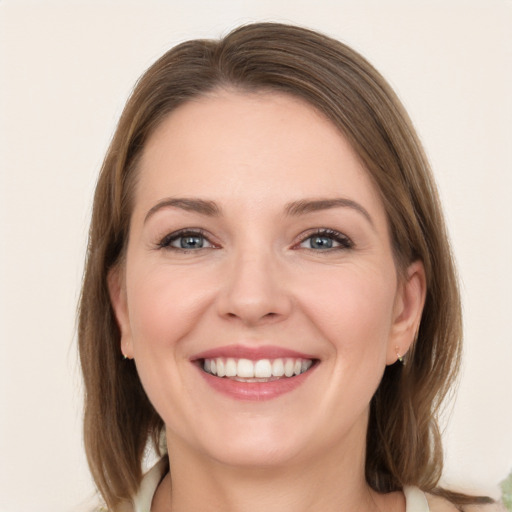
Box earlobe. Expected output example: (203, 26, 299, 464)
(107, 266, 134, 359)
(386, 261, 426, 365)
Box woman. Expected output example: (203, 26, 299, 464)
(78, 23, 500, 511)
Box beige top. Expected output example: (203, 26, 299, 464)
(132, 458, 430, 512)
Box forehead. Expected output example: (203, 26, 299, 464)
(134, 90, 387, 228)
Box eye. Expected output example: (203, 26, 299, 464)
(158, 229, 214, 251)
(298, 229, 353, 251)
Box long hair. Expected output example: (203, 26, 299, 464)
(79, 22, 468, 510)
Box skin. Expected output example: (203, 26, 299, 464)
(109, 90, 427, 512)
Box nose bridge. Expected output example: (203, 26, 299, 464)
(218, 239, 291, 325)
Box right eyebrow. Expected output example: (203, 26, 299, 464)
(144, 198, 222, 224)
(284, 197, 375, 229)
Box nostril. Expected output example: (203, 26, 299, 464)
(224, 310, 280, 324)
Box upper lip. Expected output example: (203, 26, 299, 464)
(191, 345, 318, 361)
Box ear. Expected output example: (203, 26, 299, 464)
(107, 265, 134, 359)
(386, 260, 426, 365)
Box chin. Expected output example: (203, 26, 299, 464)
(204, 434, 311, 469)
(166, 412, 320, 470)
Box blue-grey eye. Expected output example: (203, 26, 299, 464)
(309, 235, 334, 249)
(174, 234, 206, 249)
(158, 230, 213, 251)
(299, 230, 353, 251)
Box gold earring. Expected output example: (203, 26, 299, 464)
(396, 346, 404, 365)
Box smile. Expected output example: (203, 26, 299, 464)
(203, 357, 314, 380)
(193, 346, 319, 400)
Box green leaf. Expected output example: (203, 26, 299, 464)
(501, 468, 512, 511)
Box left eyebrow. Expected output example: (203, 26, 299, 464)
(284, 198, 375, 229)
(144, 197, 222, 224)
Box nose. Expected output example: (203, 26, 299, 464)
(216, 247, 293, 326)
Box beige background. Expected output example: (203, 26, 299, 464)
(0, 1, 511, 511)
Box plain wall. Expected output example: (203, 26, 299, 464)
(0, 1, 511, 511)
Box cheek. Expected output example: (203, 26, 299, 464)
(299, 264, 397, 359)
(126, 263, 213, 354)
(282, 264, 398, 444)
(123, 263, 212, 426)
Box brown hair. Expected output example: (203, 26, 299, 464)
(79, 22, 480, 510)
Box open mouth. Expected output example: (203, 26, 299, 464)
(201, 357, 316, 382)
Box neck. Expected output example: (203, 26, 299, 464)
(153, 423, 394, 512)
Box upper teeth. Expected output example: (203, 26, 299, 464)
(203, 357, 313, 378)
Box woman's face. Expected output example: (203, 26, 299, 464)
(110, 90, 423, 469)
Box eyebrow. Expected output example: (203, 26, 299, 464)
(144, 196, 374, 228)
(285, 198, 374, 227)
(144, 198, 221, 223)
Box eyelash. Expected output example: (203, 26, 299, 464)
(296, 229, 354, 251)
(157, 228, 214, 252)
(156, 228, 354, 252)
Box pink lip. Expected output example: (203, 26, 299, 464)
(197, 368, 317, 401)
(191, 344, 317, 361)
(191, 345, 319, 401)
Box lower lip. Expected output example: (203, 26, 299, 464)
(196, 364, 317, 401)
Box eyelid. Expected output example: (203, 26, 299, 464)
(155, 227, 353, 252)
(293, 228, 354, 250)
(157, 228, 218, 251)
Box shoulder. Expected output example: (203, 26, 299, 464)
(426, 494, 506, 512)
